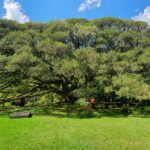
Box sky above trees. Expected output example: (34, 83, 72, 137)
(0, 0, 150, 24)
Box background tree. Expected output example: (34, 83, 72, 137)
(0, 17, 150, 106)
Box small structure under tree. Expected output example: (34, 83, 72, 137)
(9, 112, 32, 119)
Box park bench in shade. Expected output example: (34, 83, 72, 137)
(10, 112, 32, 119)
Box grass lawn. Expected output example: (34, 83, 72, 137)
(0, 116, 150, 150)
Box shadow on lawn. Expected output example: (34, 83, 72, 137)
(1, 104, 150, 119)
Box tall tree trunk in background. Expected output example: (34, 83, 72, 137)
(2, 102, 5, 107)
(19, 97, 25, 107)
(62, 83, 70, 103)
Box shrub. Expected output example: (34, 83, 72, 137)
(76, 98, 89, 107)
(4, 102, 11, 107)
(121, 104, 129, 116)
(77, 109, 94, 118)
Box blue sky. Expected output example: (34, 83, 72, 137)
(0, 0, 150, 24)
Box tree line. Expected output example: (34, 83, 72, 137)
(0, 17, 150, 106)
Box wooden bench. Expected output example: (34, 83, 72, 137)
(10, 112, 32, 119)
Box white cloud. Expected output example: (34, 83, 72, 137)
(78, 0, 101, 12)
(3, 0, 29, 23)
(132, 6, 150, 24)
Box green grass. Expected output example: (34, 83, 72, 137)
(0, 116, 150, 150)
(1, 104, 150, 118)
(0, 105, 150, 150)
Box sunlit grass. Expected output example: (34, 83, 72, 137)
(0, 116, 150, 150)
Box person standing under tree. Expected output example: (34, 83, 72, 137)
(90, 96, 96, 109)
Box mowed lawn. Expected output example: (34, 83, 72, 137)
(0, 116, 150, 150)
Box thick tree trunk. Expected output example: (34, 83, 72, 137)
(62, 83, 70, 103)
(61, 82, 77, 104)
(19, 97, 25, 107)
(64, 95, 76, 104)
(105, 103, 109, 109)
(2, 102, 5, 107)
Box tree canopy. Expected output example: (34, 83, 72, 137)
(0, 17, 150, 105)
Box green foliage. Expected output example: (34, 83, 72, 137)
(0, 17, 150, 105)
(0, 31, 32, 56)
(112, 74, 150, 100)
(71, 25, 98, 48)
(0, 19, 27, 39)
(66, 18, 89, 25)
(76, 98, 89, 107)
(3, 102, 11, 107)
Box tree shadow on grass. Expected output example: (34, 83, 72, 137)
(41, 105, 150, 118)
(131, 107, 150, 118)
(0, 105, 150, 119)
